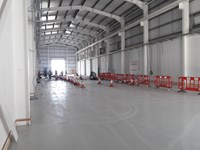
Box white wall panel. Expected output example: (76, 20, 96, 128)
(100, 56, 107, 73)
(92, 58, 98, 74)
(160, 38, 182, 80)
(77, 61, 81, 75)
(110, 38, 182, 81)
(38, 46, 76, 74)
(186, 35, 200, 76)
(124, 48, 143, 74)
(86, 59, 91, 76)
(0, 0, 30, 148)
(111, 53, 121, 74)
(80, 60, 85, 75)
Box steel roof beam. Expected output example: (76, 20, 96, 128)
(76, 0, 186, 54)
(40, 33, 91, 41)
(40, 34, 89, 45)
(39, 42, 81, 49)
(37, 16, 107, 30)
(39, 43, 79, 51)
(41, 5, 122, 22)
(40, 38, 85, 46)
(124, 0, 145, 10)
(40, 34, 86, 40)
(39, 27, 97, 37)
(40, 37, 88, 46)
(39, 30, 93, 39)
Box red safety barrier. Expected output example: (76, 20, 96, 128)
(100, 73, 135, 84)
(122, 74, 129, 83)
(99, 73, 103, 80)
(101, 73, 111, 80)
(128, 74, 135, 85)
(154, 76, 173, 89)
(178, 77, 200, 92)
(110, 74, 117, 81)
(137, 75, 150, 87)
(116, 74, 123, 82)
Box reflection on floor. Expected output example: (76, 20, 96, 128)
(9, 80, 200, 150)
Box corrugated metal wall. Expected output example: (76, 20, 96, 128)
(78, 0, 200, 78)
(38, 46, 76, 74)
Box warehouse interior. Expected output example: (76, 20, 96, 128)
(1, 0, 200, 149)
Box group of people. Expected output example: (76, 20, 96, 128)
(37, 68, 65, 83)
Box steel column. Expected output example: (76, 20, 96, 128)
(121, 19, 125, 74)
(179, 0, 190, 76)
(141, 5, 149, 75)
(106, 29, 111, 72)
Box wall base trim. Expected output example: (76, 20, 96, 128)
(2, 118, 31, 150)
(2, 131, 12, 150)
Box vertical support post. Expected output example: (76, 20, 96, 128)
(179, 0, 190, 76)
(106, 28, 111, 72)
(48, 46, 50, 70)
(95, 36, 99, 74)
(121, 19, 125, 74)
(66, 46, 69, 74)
(141, 4, 149, 75)
(76, 53, 78, 74)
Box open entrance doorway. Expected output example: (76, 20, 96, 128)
(51, 59, 65, 75)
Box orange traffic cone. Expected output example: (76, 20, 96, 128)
(77, 80, 80, 86)
(129, 78, 134, 85)
(109, 80, 114, 87)
(97, 78, 101, 84)
(80, 80, 85, 88)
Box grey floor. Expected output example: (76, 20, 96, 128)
(9, 80, 200, 150)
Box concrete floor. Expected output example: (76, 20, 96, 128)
(9, 80, 200, 150)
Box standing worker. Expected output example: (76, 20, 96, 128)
(48, 70, 52, 80)
(55, 70, 58, 80)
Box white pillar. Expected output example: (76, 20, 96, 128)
(48, 46, 50, 70)
(106, 29, 111, 72)
(66, 47, 69, 74)
(141, 5, 149, 75)
(76, 53, 78, 74)
(121, 19, 125, 74)
(179, 0, 190, 76)
(95, 40, 99, 74)
(12, 0, 30, 123)
(28, 0, 37, 97)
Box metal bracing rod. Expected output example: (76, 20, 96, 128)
(40, 36, 89, 45)
(40, 38, 85, 46)
(39, 32, 91, 40)
(39, 43, 81, 49)
(37, 16, 107, 30)
(39, 33, 90, 41)
(39, 27, 97, 37)
(76, 0, 187, 54)
(40, 38, 85, 45)
(124, 0, 145, 10)
(41, 5, 122, 22)
(41, 42, 83, 50)
(39, 30, 94, 39)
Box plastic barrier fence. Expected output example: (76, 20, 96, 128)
(154, 76, 173, 89)
(122, 74, 130, 83)
(116, 74, 123, 82)
(110, 74, 117, 81)
(99, 73, 135, 83)
(100, 73, 111, 80)
(178, 77, 200, 92)
(137, 75, 150, 86)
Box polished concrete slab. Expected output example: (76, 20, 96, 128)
(9, 80, 200, 150)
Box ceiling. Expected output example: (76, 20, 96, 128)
(36, 0, 160, 48)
